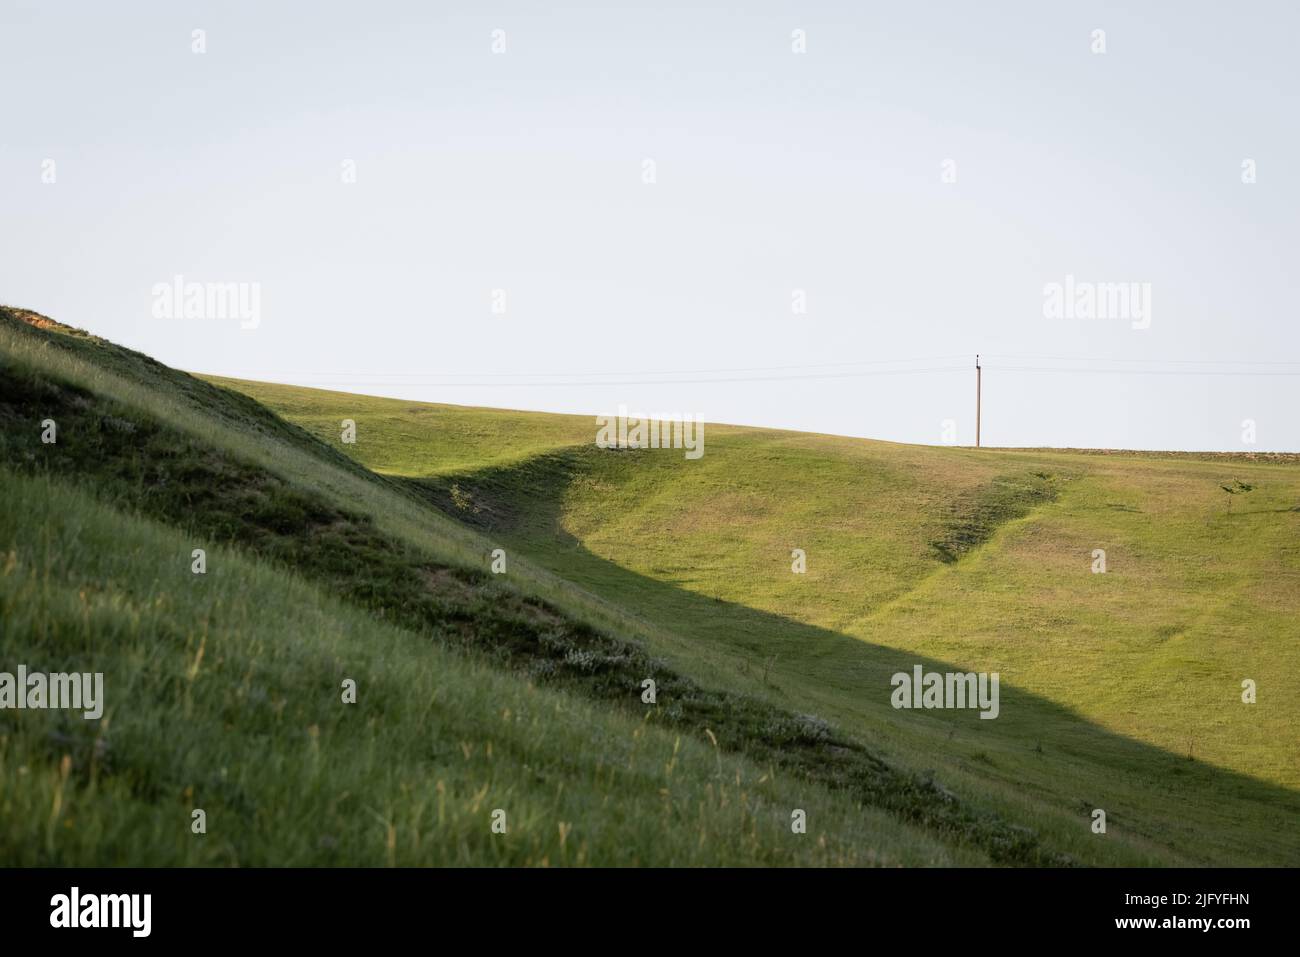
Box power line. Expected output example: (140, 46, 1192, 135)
(274, 365, 971, 388)
(985, 353, 1300, 367)
(215, 354, 1300, 390)
(232, 355, 972, 381)
(991, 366, 1300, 376)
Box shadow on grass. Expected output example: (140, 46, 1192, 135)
(3, 306, 1295, 866)
(403, 447, 1300, 867)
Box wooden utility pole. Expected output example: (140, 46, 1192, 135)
(975, 354, 982, 448)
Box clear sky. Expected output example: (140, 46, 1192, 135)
(3, 1, 1298, 450)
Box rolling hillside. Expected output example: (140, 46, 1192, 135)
(213, 376, 1300, 867)
(0, 306, 1035, 866)
(2, 306, 1297, 866)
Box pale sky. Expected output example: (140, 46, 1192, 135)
(3, 1, 1298, 450)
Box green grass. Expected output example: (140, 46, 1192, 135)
(4, 305, 1298, 866)
(218, 372, 1300, 867)
(0, 306, 1044, 866)
(2, 470, 979, 866)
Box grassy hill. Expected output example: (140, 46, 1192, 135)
(212, 377, 1300, 867)
(0, 306, 1028, 866)
(2, 306, 1297, 866)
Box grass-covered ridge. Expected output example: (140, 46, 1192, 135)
(1, 305, 1065, 866)
(4, 306, 1298, 866)
(220, 365, 1300, 867)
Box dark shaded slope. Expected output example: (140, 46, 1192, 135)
(0, 307, 384, 492)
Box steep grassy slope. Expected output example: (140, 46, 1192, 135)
(3, 470, 978, 866)
(218, 377, 1300, 866)
(3, 306, 1078, 866)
